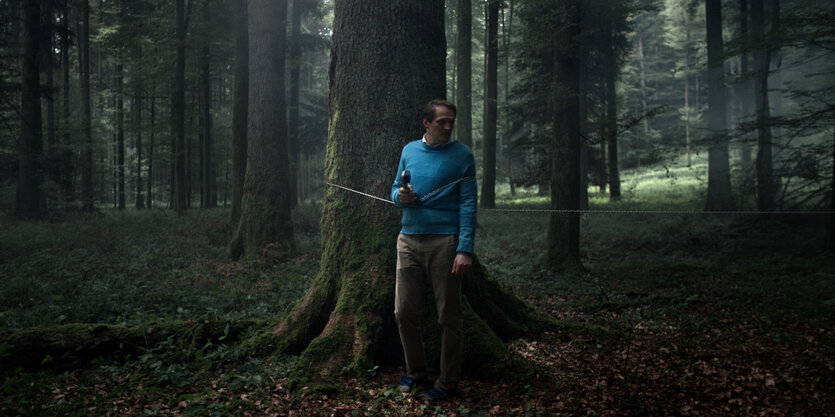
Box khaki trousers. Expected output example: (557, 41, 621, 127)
(394, 233, 463, 391)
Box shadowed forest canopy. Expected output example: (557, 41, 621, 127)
(0, 0, 834, 415)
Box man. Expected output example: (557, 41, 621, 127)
(390, 99, 477, 402)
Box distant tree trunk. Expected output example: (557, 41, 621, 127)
(546, 0, 582, 272)
(60, 0, 72, 203)
(704, 0, 733, 211)
(199, 3, 215, 209)
(684, 21, 693, 168)
(147, 83, 155, 208)
(751, 0, 773, 211)
(481, 0, 498, 209)
(830, 128, 834, 250)
(173, 0, 187, 214)
(738, 0, 753, 192)
(18, 0, 43, 218)
(268, 0, 551, 385)
(578, 8, 588, 210)
(43, 0, 56, 202)
(135, 48, 145, 209)
(287, 0, 303, 207)
(504, 0, 515, 197)
(229, 0, 294, 260)
(637, 33, 650, 158)
(230, 0, 248, 224)
(604, 20, 620, 200)
(81, 0, 94, 211)
(456, 0, 472, 148)
(116, 61, 126, 210)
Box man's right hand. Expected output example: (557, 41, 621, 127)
(398, 185, 419, 205)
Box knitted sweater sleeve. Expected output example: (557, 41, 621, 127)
(457, 150, 477, 255)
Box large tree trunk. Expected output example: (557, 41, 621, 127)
(228, 0, 294, 260)
(266, 0, 551, 386)
(704, 0, 733, 211)
(481, 0, 499, 209)
(80, 0, 94, 211)
(455, 0, 472, 148)
(751, 0, 773, 211)
(18, 0, 43, 219)
(546, 0, 582, 272)
(230, 0, 248, 224)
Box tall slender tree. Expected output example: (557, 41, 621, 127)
(481, 0, 499, 208)
(199, 0, 215, 208)
(230, 0, 248, 224)
(18, 0, 43, 218)
(455, 0, 473, 148)
(546, 0, 582, 271)
(172, 0, 188, 214)
(81, 0, 94, 211)
(287, 0, 304, 207)
(604, 19, 621, 200)
(704, 0, 733, 210)
(228, 0, 294, 260)
(751, 0, 773, 210)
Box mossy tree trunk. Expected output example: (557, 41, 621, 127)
(267, 0, 553, 386)
(229, 0, 294, 260)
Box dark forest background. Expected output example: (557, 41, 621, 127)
(1, 0, 834, 415)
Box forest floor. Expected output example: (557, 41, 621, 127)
(1, 192, 834, 416)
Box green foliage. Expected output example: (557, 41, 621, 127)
(0, 207, 320, 329)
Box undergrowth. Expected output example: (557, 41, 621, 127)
(1, 165, 834, 415)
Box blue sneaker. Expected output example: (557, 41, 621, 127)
(398, 375, 418, 393)
(418, 386, 448, 402)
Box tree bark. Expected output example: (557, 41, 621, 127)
(61, 0, 73, 203)
(604, 20, 620, 200)
(173, 0, 187, 214)
(751, 0, 773, 211)
(228, 0, 294, 260)
(265, 0, 552, 386)
(287, 0, 304, 207)
(230, 0, 248, 224)
(18, 0, 43, 219)
(481, 0, 499, 209)
(455, 0, 473, 148)
(546, 0, 582, 272)
(147, 82, 155, 208)
(704, 0, 733, 211)
(199, 2, 215, 209)
(116, 61, 126, 210)
(81, 0, 94, 211)
(135, 49, 145, 209)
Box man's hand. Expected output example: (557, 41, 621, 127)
(451, 253, 472, 276)
(398, 185, 419, 205)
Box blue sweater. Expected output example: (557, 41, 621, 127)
(391, 139, 477, 255)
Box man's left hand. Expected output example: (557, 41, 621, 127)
(451, 253, 472, 276)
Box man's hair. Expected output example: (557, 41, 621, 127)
(422, 99, 457, 122)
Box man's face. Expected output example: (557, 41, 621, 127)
(423, 105, 456, 145)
